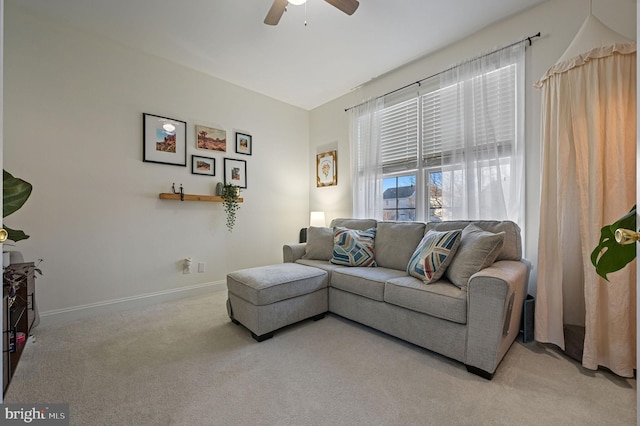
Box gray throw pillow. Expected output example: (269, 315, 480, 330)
(302, 226, 334, 261)
(445, 224, 505, 289)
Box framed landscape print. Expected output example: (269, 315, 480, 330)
(316, 150, 337, 187)
(191, 155, 215, 176)
(143, 113, 187, 166)
(235, 132, 252, 155)
(224, 158, 247, 189)
(196, 125, 226, 152)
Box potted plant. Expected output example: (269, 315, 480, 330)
(4, 258, 43, 293)
(3, 170, 33, 243)
(221, 183, 241, 232)
(590, 205, 636, 280)
(2, 170, 42, 293)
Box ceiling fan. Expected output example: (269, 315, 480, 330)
(264, 0, 360, 26)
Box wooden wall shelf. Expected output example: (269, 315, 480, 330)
(158, 193, 244, 203)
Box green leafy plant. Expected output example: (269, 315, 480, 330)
(3, 170, 33, 242)
(221, 184, 241, 232)
(590, 205, 636, 280)
(4, 259, 43, 292)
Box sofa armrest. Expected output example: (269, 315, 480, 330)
(465, 260, 528, 377)
(283, 243, 307, 263)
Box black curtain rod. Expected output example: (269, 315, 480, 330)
(344, 32, 541, 112)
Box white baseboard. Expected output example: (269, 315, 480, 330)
(39, 280, 227, 327)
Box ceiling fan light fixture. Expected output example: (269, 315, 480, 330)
(265, 0, 357, 25)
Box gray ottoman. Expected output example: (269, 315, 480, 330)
(226, 263, 329, 342)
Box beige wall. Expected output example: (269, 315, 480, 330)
(4, 0, 636, 321)
(4, 2, 311, 320)
(308, 0, 636, 295)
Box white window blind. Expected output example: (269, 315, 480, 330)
(421, 84, 464, 161)
(380, 98, 418, 171)
(468, 64, 517, 149)
(421, 64, 517, 162)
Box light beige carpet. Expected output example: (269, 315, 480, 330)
(4, 290, 636, 426)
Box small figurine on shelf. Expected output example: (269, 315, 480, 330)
(171, 183, 185, 201)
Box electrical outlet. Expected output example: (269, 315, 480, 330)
(198, 262, 205, 273)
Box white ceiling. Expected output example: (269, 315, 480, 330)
(15, 0, 547, 110)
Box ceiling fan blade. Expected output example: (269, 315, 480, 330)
(324, 0, 359, 15)
(264, 0, 288, 25)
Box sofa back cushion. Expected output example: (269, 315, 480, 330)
(330, 218, 378, 230)
(375, 221, 426, 270)
(426, 220, 521, 261)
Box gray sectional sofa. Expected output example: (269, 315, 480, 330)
(228, 218, 530, 379)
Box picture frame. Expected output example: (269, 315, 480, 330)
(196, 125, 226, 152)
(235, 132, 252, 156)
(191, 155, 215, 176)
(143, 113, 187, 166)
(316, 150, 337, 187)
(223, 158, 247, 189)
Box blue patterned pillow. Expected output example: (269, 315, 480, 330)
(330, 227, 377, 267)
(407, 229, 462, 283)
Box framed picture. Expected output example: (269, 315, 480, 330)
(235, 132, 252, 155)
(143, 113, 187, 166)
(224, 158, 247, 189)
(191, 155, 215, 176)
(316, 150, 337, 187)
(196, 125, 226, 152)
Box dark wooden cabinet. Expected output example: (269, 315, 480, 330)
(3, 262, 35, 393)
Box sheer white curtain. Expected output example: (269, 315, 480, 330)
(349, 97, 385, 220)
(437, 42, 525, 226)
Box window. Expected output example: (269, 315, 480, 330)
(355, 43, 525, 225)
(382, 174, 416, 221)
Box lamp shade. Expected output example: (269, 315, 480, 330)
(289, 0, 307, 5)
(309, 211, 326, 227)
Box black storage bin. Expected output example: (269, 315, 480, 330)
(520, 294, 535, 343)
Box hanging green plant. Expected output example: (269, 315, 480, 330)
(590, 205, 636, 281)
(221, 184, 241, 232)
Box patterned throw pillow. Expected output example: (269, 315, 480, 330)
(330, 227, 377, 267)
(407, 229, 462, 283)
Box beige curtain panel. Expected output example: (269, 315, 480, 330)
(535, 14, 637, 377)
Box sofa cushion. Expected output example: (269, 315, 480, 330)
(445, 224, 505, 289)
(331, 227, 377, 267)
(295, 258, 346, 280)
(332, 267, 408, 301)
(375, 221, 426, 270)
(407, 229, 462, 283)
(384, 276, 467, 324)
(302, 226, 334, 261)
(330, 218, 378, 230)
(227, 263, 328, 306)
